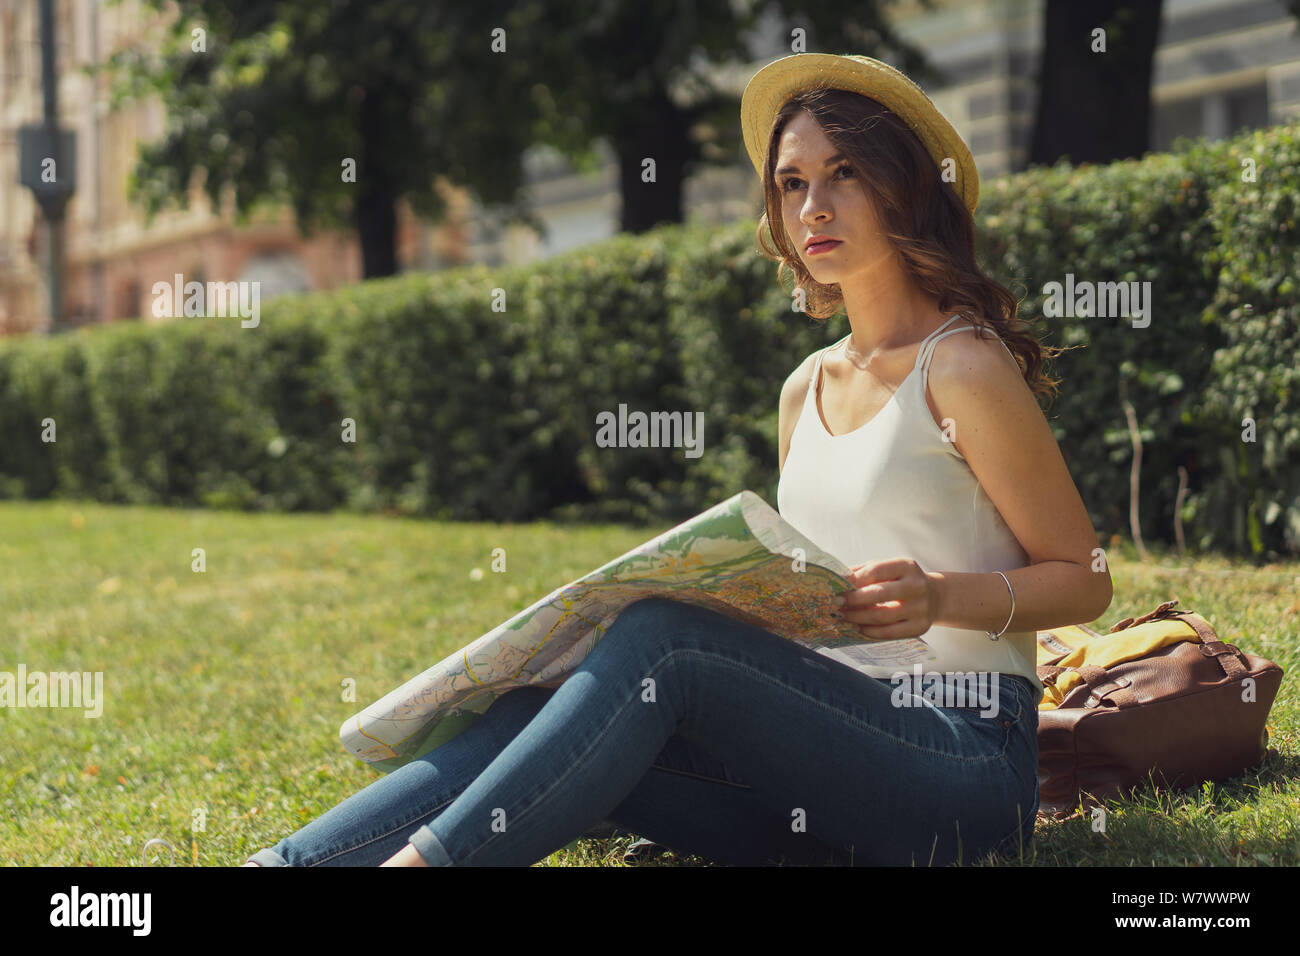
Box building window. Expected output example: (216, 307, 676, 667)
(1226, 84, 1269, 135)
(1151, 97, 1205, 151)
(237, 251, 312, 300)
(119, 278, 140, 320)
(1152, 83, 1269, 151)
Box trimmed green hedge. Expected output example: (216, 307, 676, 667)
(974, 122, 1298, 558)
(2, 120, 1297, 556)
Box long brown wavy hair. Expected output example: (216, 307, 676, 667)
(755, 88, 1066, 408)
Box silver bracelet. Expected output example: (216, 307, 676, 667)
(989, 570, 1015, 641)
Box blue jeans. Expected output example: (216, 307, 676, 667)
(245, 597, 1040, 866)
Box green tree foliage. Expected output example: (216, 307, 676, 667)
(99, 0, 581, 276)
(96, 0, 926, 269)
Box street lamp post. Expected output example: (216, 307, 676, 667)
(18, 0, 77, 334)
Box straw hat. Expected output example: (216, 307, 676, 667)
(740, 52, 979, 213)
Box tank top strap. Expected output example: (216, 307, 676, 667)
(916, 316, 1019, 381)
(912, 314, 971, 373)
(805, 333, 851, 407)
(808, 315, 1005, 405)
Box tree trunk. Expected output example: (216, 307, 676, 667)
(1029, 0, 1164, 167)
(356, 85, 398, 278)
(614, 89, 694, 233)
(355, 183, 397, 278)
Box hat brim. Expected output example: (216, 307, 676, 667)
(740, 53, 978, 214)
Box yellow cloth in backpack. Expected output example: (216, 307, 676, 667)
(1035, 617, 1203, 710)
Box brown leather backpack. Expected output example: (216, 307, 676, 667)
(1034, 600, 1284, 819)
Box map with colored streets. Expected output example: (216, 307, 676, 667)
(340, 490, 937, 772)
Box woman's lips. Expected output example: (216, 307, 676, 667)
(806, 240, 842, 255)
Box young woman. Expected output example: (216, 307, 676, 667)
(244, 52, 1111, 868)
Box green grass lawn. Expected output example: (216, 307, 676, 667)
(1, 500, 1296, 866)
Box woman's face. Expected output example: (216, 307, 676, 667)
(774, 111, 895, 287)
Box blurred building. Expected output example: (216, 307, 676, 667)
(2, 0, 1299, 334)
(0, 0, 455, 335)
(514, 0, 1300, 265)
(882, 0, 1293, 178)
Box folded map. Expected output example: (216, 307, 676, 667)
(339, 490, 937, 772)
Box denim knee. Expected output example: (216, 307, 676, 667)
(484, 684, 557, 720)
(606, 597, 706, 653)
(611, 596, 679, 632)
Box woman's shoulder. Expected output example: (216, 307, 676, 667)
(779, 345, 829, 410)
(922, 319, 1039, 447)
(927, 318, 1022, 384)
(777, 348, 827, 471)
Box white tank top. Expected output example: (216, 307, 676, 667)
(777, 314, 1041, 688)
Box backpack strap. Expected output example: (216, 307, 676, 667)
(1036, 663, 1107, 687)
(1169, 609, 1218, 645)
(1037, 664, 1067, 685)
(1109, 599, 1181, 631)
(1198, 641, 1250, 680)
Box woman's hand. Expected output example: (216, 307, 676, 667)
(833, 558, 943, 641)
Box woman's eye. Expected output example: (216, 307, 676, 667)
(781, 164, 854, 193)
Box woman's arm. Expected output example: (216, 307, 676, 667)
(924, 562, 1110, 634)
(920, 328, 1113, 631)
(777, 352, 816, 474)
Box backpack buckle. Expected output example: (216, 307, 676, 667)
(1084, 676, 1132, 708)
